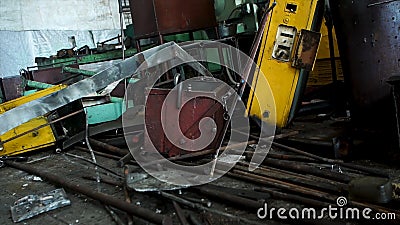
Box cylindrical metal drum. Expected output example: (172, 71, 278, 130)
(329, 0, 400, 126)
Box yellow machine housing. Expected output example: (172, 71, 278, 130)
(0, 84, 66, 156)
(247, 0, 322, 128)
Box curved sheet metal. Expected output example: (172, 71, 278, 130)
(0, 42, 210, 136)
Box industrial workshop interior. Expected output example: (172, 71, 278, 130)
(0, 0, 399, 224)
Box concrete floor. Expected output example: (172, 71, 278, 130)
(0, 148, 274, 225)
(1, 119, 400, 225)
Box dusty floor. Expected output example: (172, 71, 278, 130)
(1, 119, 400, 225)
(0, 148, 271, 225)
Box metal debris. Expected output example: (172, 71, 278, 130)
(126, 171, 190, 192)
(10, 188, 71, 223)
(23, 175, 43, 182)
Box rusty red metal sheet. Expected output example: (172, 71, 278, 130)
(0, 76, 23, 101)
(130, 0, 217, 39)
(145, 88, 225, 157)
(31, 64, 79, 85)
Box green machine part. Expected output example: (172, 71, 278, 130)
(85, 97, 125, 125)
(36, 48, 138, 69)
(214, 0, 261, 34)
(24, 74, 137, 125)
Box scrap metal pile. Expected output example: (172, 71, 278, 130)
(0, 42, 399, 224)
(1, 0, 399, 224)
(2, 127, 400, 224)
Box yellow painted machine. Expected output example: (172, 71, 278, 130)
(0, 85, 66, 156)
(247, 0, 325, 128)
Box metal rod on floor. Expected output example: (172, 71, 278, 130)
(255, 187, 331, 208)
(84, 107, 101, 191)
(123, 166, 134, 225)
(64, 152, 123, 178)
(89, 138, 129, 156)
(229, 169, 336, 202)
(159, 191, 267, 225)
(192, 186, 265, 210)
(229, 168, 400, 218)
(104, 205, 125, 225)
(75, 146, 121, 160)
(172, 201, 190, 225)
(5, 161, 173, 225)
(261, 158, 353, 183)
(236, 163, 346, 193)
(273, 142, 390, 178)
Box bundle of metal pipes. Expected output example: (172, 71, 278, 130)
(3, 135, 400, 224)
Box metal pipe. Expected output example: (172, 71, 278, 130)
(262, 158, 352, 183)
(272, 142, 341, 163)
(240, 1, 276, 98)
(273, 142, 390, 178)
(89, 138, 129, 156)
(265, 153, 316, 162)
(255, 187, 331, 208)
(74, 146, 121, 160)
(192, 186, 264, 210)
(84, 108, 101, 191)
(229, 169, 337, 202)
(142, 140, 257, 167)
(117, 152, 134, 167)
(159, 191, 267, 225)
(367, 0, 397, 7)
(62, 67, 96, 76)
(5, 161, 172, 225)
(324, 1, 337, 84)
(81, 176, 122, 187)
(123, 166, 134, 225)
(172, 201, 190, 225)
(104, 205, 125, 225)
(26, 80, 54, 89)
(237, 162, 348, 193)
(188, 214, 202, 225)
(64, 152, 123, 178)
(229, 169, 400, 217)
